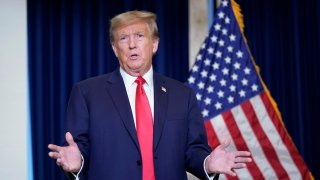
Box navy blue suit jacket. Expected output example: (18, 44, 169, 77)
(65, 69, 212, 179)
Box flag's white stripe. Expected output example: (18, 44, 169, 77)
(209, 115, 253, 180)
(251, 95, 302, 179)
(231, 105, 277, 179)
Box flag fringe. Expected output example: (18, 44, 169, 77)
(231, 0, 244, 33)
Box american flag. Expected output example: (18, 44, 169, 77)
(187, 0, 312, 179)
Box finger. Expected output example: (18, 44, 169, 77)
(48, 151, 60, 159)
(60, 160, 71, 172)
(65, 132, 76, 146)
(57, 157, 69, 169)
(48, 144, 62, 152)
(234, 151, 251, 157)
(221, 138, 231, 149)
(57, 157, 66, 165)
(235, 157, 252, 163)
(225, 170, 236, 177)
(232, 163, 247, 169)
(56, 158, 62, 166)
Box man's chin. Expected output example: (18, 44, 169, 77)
(125, 66, 150, 76)
(126, 68, 143, 76)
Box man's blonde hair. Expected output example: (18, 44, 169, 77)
(109, 10, 159, 42)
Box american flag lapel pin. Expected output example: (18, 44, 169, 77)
(161, 86, 166, 92)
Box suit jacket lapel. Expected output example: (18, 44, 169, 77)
(153, 73, 168, 151)
(104, 69, 140, 150)
(104, 70, 169, 153)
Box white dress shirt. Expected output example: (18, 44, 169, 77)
(119, 66, 154, 126)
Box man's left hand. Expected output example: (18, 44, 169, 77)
(205, 139, 252, 176)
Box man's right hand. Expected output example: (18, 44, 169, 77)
(48, 132, 82, 172)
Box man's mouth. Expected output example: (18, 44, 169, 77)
(129, 53, 139, 60)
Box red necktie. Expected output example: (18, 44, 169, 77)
(135, 76, 155, 180)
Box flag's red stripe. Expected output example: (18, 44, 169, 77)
(260, 92, 310, 179)
(241, 100, 290, 179)
(222, 111, 264, 179)
(204, 120, 220, 149)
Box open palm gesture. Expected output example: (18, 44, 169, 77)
(48, 132, 82, 172)
(205, 139, 252, 176)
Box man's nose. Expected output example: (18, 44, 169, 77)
(129, 36, 136, 49)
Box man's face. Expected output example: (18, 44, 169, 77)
(112, 21, 159, 76)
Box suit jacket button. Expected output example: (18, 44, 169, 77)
(136, 160, 142, 166)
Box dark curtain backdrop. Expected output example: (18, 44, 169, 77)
(27, 0, 188, 179)
(28, 0, 320, 179)
(236, 0, 320, 178)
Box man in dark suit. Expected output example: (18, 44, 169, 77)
(48, 10, 251, 180)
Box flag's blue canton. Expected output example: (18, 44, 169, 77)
(187, 0, 263, 120)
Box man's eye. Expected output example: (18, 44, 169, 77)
(119, 36, 128, 41)
(137, 34, 144, 38)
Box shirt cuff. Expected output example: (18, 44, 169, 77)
(71, 155, 84, 180)
(204, 155, 216, 180)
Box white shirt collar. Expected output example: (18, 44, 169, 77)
(119, 66, 153, 88)
(119, 66, 155, 125)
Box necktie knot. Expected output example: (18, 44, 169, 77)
(135, 76, 146, 86)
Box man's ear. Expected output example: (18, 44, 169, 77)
(152, 38, 159, 54)
(111, 43, 118, 57)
